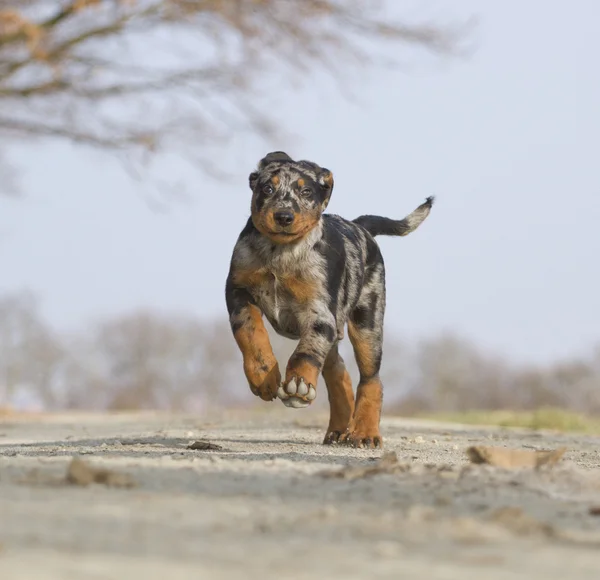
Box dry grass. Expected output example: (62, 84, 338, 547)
(419, 407, 600, 434)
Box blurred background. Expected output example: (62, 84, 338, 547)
(0, 1, 598, 422)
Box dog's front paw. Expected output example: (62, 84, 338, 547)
(279, 356, 320, 409)
(277, 377, 317, 408)
(244, 360, 280, 402)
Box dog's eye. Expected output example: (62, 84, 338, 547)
(262, 184, 274, 195)
(300, 188, 312, 197)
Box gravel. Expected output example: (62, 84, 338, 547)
(1, 409, 600, 579)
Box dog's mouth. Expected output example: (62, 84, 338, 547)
(272, 230, 297, 237)
(267, 229, 304, 242)
(260, 225, 317, 245)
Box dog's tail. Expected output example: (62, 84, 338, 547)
(353, 196, 434, 238)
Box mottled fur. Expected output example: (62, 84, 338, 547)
(225, 151, 434, 448)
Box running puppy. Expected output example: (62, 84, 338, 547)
(225, 152, 433, 448)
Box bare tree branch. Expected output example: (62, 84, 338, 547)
(0, 1, 473, 196)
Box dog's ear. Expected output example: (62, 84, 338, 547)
(318, 168, 334, 209)
(258, 151, 293, 170)
(249, 171, 259, 190)
(318, 168, 334, 190)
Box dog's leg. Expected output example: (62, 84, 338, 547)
(341, 319, 384, 449)
(322, 344, 355, 444)
(277, 313, 336, 408)
(226, 286, 280, 401)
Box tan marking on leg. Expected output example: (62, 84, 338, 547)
(344, 322, 383, 448)
(322, 347, 355, 444)
(233, 304, 280, 401)
(344, 378, 382, 448)
(347, 321, 377, 378)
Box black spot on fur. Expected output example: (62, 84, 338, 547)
(225, 282, 256, 318)
(259, 151, 293, 169)
(230, 319, 244, 334)
(316, 223, 346, 317)
(240, 217, 257, 236)
(312, 321, 336, 343)
(225, 262, 257, 332)
(249, 171, 259, 190)
(365, 235, 381, 267)
(254, 192, 265, 212)
(289, 352, 322, 371)
(350, 305, 369, 328)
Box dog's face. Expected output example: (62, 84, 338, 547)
(249, 152, 334, 244)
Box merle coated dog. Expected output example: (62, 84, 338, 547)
(225, 152, 433, 448)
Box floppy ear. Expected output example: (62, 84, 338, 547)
(249, 171, 259, 190)
(258, 151, 293, 170)
(318, 169, 334, 209)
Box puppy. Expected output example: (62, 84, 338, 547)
(225, 152, 433, 447)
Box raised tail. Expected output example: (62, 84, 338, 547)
(353, 196, 434, 237)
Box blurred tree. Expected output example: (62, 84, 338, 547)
(1, 290, 600, 414)
(410, 335, 510, 412)
(0, 0, 468, 193)
(84, 311, 211, 410)
(0, 291, 64, 408)
(65, 310, 263, 411)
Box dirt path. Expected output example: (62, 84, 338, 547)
(1, 410, 600, 579)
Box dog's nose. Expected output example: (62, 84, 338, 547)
(274, 210, 294, 227)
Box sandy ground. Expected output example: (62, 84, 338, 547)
(1, 409, 600, 579)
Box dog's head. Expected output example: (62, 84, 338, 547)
(249, 151, 334, 244)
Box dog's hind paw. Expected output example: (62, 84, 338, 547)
(277, 377, 316, 409)
(339, 428, 383, 449)
(323, 429, 344, 445)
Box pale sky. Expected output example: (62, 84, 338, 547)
(1, 1, 598, 365)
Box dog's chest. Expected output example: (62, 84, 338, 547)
(246, 268, 320, 339)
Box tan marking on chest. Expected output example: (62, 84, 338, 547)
(234, 267, 318, 305)
(279, 273, 318, 304)
(232, 268, 270, 289)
